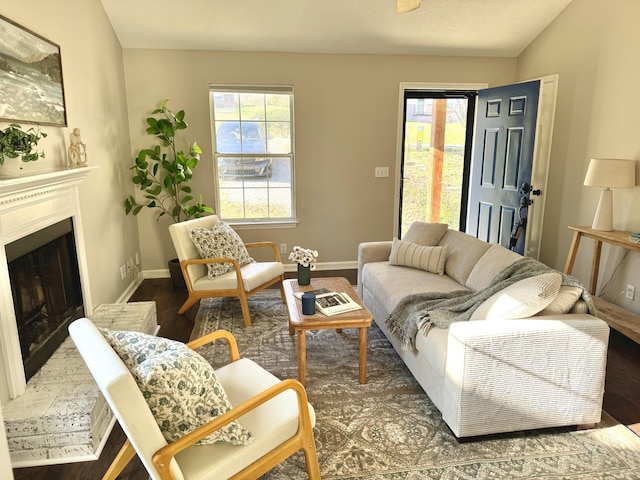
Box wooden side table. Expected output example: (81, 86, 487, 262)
(564, 226, 640, 344)
(564, 226, 638, 295)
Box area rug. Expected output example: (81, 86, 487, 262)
(192, 290, 640, 479)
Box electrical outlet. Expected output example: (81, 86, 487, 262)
(374, 166, 389, 178)
(626, 284, 635, 300)
(280, 243, 287, 254)
(120, 265, 126, 280)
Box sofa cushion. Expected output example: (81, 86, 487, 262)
(465, 244, 522, 291)
(538, 285, 583, 315)
(188, 221, 253, 279)
(362, 261, 468, 316)
(470, 272, 562, 320)
(438, 230, 492, 286)
(403, 222, 449, 246)
(389, 239, 448, 275)
(102, 329, 253, 446)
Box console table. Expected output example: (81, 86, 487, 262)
(564, 226, 640, 344)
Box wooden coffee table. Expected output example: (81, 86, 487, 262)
(283, 277, 372, 386)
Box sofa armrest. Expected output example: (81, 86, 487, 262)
(442, 314, 610, 437)
(357, 241, 392, 296)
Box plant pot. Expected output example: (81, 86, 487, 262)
(0, 161, 21, 179)
(168, 258, 186, 289)
(297, 264, 311, 286)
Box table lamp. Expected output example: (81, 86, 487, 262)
(583, 158, 636, 231)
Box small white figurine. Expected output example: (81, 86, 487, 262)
(68, 128, 87, 168)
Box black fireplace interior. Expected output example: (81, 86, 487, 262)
(7, 218, 84, 382)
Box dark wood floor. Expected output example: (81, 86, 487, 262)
(12, 272, 640, 479)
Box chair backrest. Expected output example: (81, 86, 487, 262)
(168, 215, 220, 282)
(68, 318, 184, 480)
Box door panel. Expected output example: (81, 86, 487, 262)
(467, 80, 540, 255)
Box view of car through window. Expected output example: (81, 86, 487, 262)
(216, 121, 272, 177)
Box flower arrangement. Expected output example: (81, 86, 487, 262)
(288, 246, 318, 269)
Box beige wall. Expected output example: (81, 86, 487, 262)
(517, 0, 640, 313)
(123, 50, 516, 271)
(2, 0, 138, 307)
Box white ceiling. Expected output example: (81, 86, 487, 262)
(101, 0, 573, 57)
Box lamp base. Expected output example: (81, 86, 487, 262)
(591, 188, 613, 231)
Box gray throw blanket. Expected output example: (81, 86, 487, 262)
(386, 257, 595, 351)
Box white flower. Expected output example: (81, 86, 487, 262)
(288, 246, 318, 267)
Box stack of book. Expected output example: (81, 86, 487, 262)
(628, 233, 640, 244)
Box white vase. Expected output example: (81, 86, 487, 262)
(0, 161, 21, 179)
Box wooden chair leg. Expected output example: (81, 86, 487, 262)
(102, 439, 136, 480)
(278, 277, 286, 303)
(177, 294, 200, 314)
(238, 293, 252, 327)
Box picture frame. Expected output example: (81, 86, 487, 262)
(0, 14, 67, 126)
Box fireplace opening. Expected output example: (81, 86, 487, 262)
(6, 218, 84, 382)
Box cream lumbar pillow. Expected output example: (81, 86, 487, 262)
(389, 238, 448, 275)
(470, 272, 562, 320)
(188, 221, 253, 278)
(102, 329, 253, 446)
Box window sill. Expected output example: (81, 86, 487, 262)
(228, 221, 298, 230)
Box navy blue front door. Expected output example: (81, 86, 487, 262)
(467, 80, 540, 255)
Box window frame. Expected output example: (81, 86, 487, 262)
(209, 84, 297, 227)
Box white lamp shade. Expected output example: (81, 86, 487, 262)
(583, 158, 636, 188)
(583, 158, 636, 231)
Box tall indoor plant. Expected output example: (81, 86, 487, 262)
(0, 124, 47, 177)
(125, 99, 214, 285)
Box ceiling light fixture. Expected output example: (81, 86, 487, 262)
(397, 0, 421, 14)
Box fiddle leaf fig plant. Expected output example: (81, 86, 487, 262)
(0, 123, 47, 165)
(125, 99, 214, 223)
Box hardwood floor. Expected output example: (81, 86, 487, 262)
(12, 271, 639, 479)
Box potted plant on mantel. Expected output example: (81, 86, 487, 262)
(125, 99, 214, 287)
(0, 124, 47, 178)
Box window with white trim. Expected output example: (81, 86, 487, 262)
(210, 84, 295, 224)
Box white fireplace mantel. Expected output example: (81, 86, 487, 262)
(0, 167, 97, 403)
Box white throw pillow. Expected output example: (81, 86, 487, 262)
(470, 272, 562, 320)
(188, 221, 253, 278)
(102, 329, 253, 446)
(389, 238, 448, 275)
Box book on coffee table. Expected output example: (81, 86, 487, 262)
(292, 287, 331, 299)
(315, 291, 362, 316)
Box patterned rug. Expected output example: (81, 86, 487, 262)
(192, 290, 640, 479)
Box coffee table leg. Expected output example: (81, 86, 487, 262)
(359, 327, 367, 384)
(297, 330, 306, 386)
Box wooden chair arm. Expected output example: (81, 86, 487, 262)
(245, 241, 282, 262)
(186, 329, 240, 362)
(152, 378, 312, 479)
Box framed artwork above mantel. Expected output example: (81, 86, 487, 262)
(0, 14, 67, 127)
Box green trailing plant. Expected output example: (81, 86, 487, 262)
(125, 99, 214, 223)
(0, 124, 47, 165)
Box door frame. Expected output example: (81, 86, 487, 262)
(523, 74, 558, 260)
(393, 82, 487, 239)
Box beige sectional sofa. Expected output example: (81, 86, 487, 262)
(358, 222, 610, 438)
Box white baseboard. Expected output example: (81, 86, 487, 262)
(142, 261, 358, 279)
